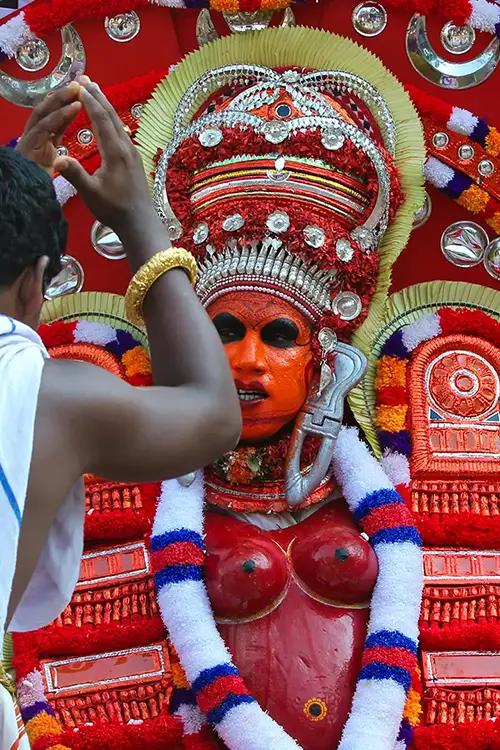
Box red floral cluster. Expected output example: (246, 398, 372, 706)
(413, 720, 500, 750)
(212, 432, 321, 484)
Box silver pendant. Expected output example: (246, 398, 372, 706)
(0, 25, 85, 108)
(91, 222, 126, 260)
(352, 2, 388, 37)
(104, 12, 141, 43)
(440, 221, 488, 268)
(318, 362, 333, 398)
(44, 255, 84, 300)
(15, 39, 50, 72)
(223, 10, 273, 33)
(483, 238, 500, 281)
(440, 22, 476, 55)
(413, 191, 432, 229)
(196, 8, 219, 47)
(406, 14, 499, 89)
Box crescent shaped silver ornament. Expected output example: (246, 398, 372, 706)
(0, 24, 85, 108)
(406, 14, 499, 89)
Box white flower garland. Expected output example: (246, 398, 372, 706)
(151, 426, 423, 750)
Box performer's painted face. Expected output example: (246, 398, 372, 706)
(209, 291, 313, 443)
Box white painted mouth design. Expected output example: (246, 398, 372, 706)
(237, 389, 268, 403)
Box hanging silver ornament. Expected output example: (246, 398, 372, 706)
(440, 221, 488, 268)
(483, 238, 500, 281)
(352, 2, 388, 37)
(44, 255, 84, 300)
(105, 12, 141, 42)
(15, 39, 50, 72)
(91, 222, 126, 260)
(406, 14, 499, 89)
(317, 327, 337, 397)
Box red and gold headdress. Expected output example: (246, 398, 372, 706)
(138, 27, 425, 341)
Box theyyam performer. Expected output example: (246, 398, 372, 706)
(1, 2, 499, 750)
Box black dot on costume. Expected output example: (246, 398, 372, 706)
(242, 559, 256, 573)
(276, 103, 292, 118)
(335, 547, 349, 561)
(309, 703, 322, 717)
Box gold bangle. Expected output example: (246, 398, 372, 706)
(125, 248, 198, 326)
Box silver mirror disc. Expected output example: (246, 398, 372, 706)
(413, 192, 432, 229)
(91, 221, 126, 260)
(483, 238, 500, 281)
(44, 255, 84, 299)
(16, 39, 50, 72)
(104, 12, 141, 42)
(352, 2, 388, 37)
(440, 22, 476, 55)
(440, 221, 488, 268)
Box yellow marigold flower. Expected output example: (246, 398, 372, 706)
(486, 128, 500, 157)
(261, 0, 289, 8)
(375, 356, 407, 389)
(122, 345, 152, 377)
(26, 713, 62, 743)
(171, 662, 189, 688)
(376, 404, 407, 432)
(486, 210, 500, 235)
(456, 184, 489, 214)
(404, 686, 423, 726)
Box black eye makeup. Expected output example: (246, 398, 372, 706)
(261, 318, 299, 349)
(212, 312, 246, 344)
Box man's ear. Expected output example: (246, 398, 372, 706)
(17, 256, 49, 324)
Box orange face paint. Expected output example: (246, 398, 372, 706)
(208, 291, 314, 443)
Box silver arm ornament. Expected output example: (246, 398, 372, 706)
(285, 342, 367, 507)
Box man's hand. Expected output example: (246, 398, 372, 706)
(15, 82, 82, 176)
(54, 77, 157, 243)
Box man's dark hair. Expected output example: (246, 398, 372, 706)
(0, 147, 66, 287)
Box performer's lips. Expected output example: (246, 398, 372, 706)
(235, 381, 268, 404)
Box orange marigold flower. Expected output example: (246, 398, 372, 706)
(486, 210, 500, 235)
(26, 712, 62, 743)
(404, 686, 423, 727)
(376, 404, 408, 432)
(261, 0, 289, 8)
(486, 128, 500, 157)
(376, 356, 407, 389)
(122, 345, 152, 377)
(210, 0, 239, 11)
(457, 185, 490, 214)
